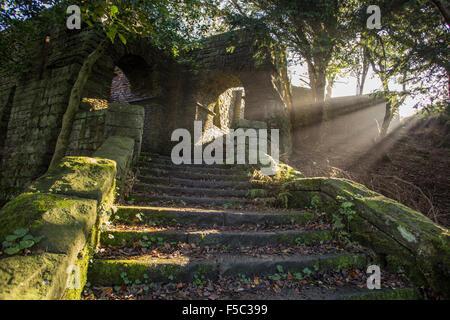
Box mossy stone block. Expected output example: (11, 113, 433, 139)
(0, 253, 69, 300)
(27, 156, 116, 204)
(0, 192, 97, 255)
(320, 178, 378, 199)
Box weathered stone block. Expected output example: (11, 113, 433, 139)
(0, 252, 69, 300)
(93, 136, 135, 179)
(27, 156, 116, 204)
(0, 193, 97, 255)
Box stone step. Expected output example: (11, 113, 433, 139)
(133, 183, 249, 198)
(113, 206, 317, 226)
(88, 252, 367, 286)
(100, 229, 332, 247)
(138, 157, 249, 171)
(175, 286, 418, 300)
(138, 163, 250, 175)
(141, 153, 253, 166)
(127, 194, 260, 207)
(137, 175, 253, 190)
(139, 167, 251, 182)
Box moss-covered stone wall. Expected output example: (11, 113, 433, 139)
(0, 157, 116, 299)
(271, 176, 450, 298)
(0, 129, 139, 299)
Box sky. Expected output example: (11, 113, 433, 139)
(288, 64, 419, 119)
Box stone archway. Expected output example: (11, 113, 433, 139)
(186, 31, 293, 156)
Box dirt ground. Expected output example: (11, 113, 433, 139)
(289, 115, 450, 228)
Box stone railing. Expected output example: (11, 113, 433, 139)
(277, 177, 450, 298)
(0, 105, 144, 300)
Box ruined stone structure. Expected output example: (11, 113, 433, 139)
(0, 28, 291, 199)
(1, 24, 449, 302)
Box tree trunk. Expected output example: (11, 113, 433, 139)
(307, 62, 326, 146)
(49, 40, 107, 169)
(379, 100, 392, 138)
(325, 74, 335, 100)
(357, 48, 370, 95)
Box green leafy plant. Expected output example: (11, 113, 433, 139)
(294, 272, 303, 280)
(193, 272, 206, 286)
(237, 273, 250, 285)
(140, 236, 165, 248)
(310, 195, 321, 209)
(331, 196, 358, 242)
(247, 189, 268, 199)
(277, 190, 292, 209)
(302, 267, 313, 276)
(1, 228, 42, 256)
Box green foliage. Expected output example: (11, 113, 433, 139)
(236, 273, 250, 285)
(1, 0, 224, 76)
(140, 235, 164, 248)
(1, 228, 42, 256)
(222, 0, 354, 102)
(310, 194, 321, 210)
(247, 188, 268, 198)
(332, 196, 357, 241)
(193, 272, 206, 286)
(277, 190, 292, 209)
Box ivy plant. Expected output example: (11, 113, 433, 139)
(1, 228, 42, 256)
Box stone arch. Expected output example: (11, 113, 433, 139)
(76, 38, 184, 155)
(190, 71, 246, 144)
(188, 31, 293, 156)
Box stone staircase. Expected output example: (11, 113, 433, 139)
(84, 153, 415, 300)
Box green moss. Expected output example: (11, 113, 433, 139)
(64, 245, 90, 300)
(88, 258, 190, 285)
(159, 264, 183, 280)
(0, 252, 68, 299)
(0, 193, 96, 245)
(113, 207, 176, 225)
(100, 230, 186, 247)
(283, 178, 325, 192)
(27, 156, 117, 204)
(274, 230, 331, 245)
(320, 178, 378, 200)
(319, 254, 367, 272)
(346, 288, 419, 300)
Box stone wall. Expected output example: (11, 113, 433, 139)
(0, 28, 103, 198)
(0, 114, 140, 299)
(66, 103, 144, 160)
(0, 26, 290, 200)
(0, 27, 183, 198)
(66, 109, 107, 157)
